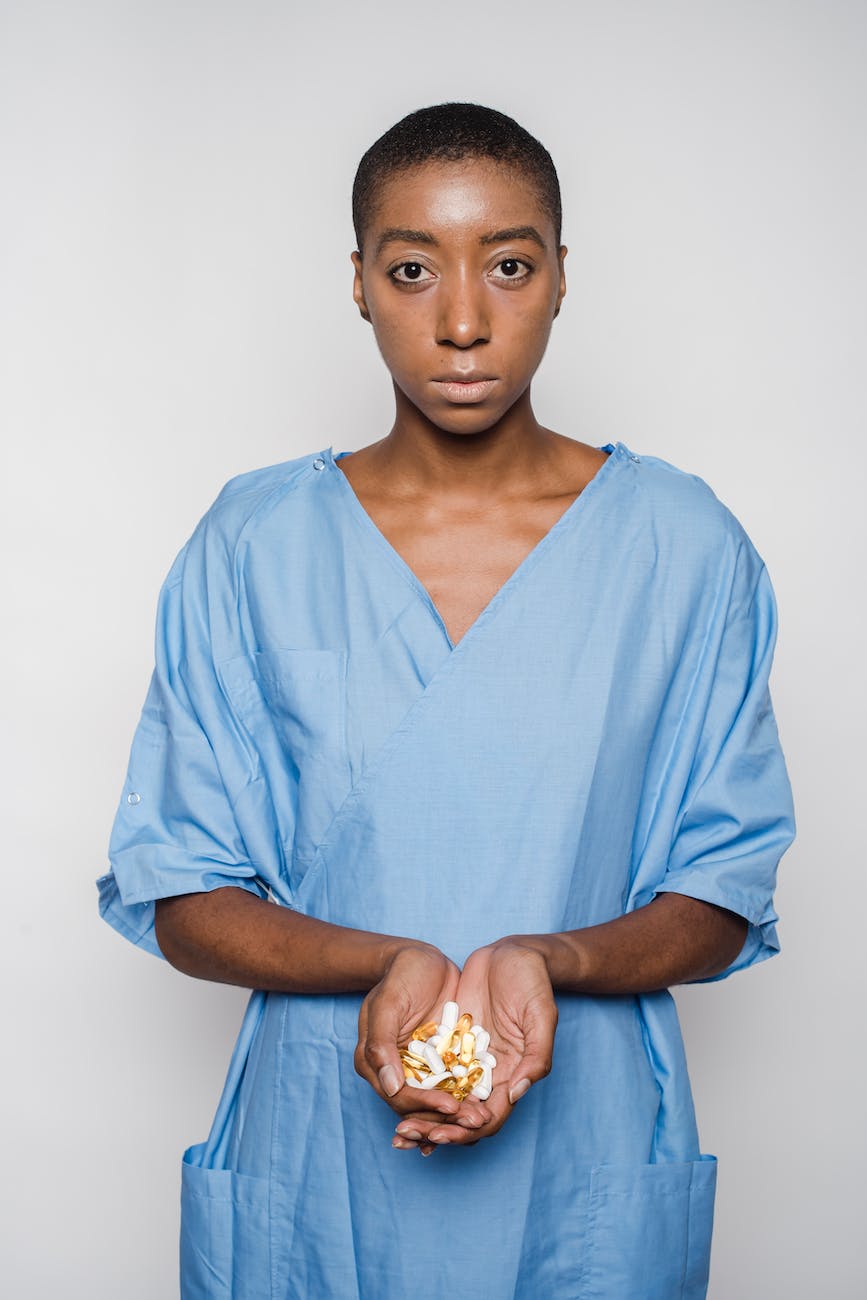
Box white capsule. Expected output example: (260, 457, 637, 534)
(423, 1043, 446, 1074)
(408, 1040, 428, 1056)
(477, 1050, 497, 1068)
(471, 1063, 493, 1098)
(472, 1028, 490, 1054)
(417, 1071, 449, 1089)
(452, 1064, 468, 1078)
(471, 1081, 492, 1100)
(441, 1002, 459, 1030)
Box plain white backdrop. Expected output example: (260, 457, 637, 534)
(1, 1, 864, 1295)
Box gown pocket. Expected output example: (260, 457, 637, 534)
(180, 1144, 271, 1300)
(218, 647, 347, 765)
(581, 1155, 717, 1300)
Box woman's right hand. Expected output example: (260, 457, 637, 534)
(355, 942, 493, 1147)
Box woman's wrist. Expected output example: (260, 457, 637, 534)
(494, 932, 587, 991)
(372, 935, 442, 984)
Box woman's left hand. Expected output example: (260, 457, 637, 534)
(391, 939, 558, 1153)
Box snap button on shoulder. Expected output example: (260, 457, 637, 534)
(313, 457, 325, 471)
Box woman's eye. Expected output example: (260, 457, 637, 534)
(491, 258, 531, 282)
(390, 262, 434, 284)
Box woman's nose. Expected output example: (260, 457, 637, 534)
(435, 275, 490, 349)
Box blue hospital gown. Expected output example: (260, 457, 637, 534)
(98, 440, 796, 1299)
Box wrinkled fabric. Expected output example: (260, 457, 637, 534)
(99, 440, 795, 1299)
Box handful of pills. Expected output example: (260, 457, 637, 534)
(399, 1001, 496, 1102)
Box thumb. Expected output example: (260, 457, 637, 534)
(507, 1001, 556, 1105)
(364, 997, 407, 1099)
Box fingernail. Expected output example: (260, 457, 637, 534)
(509, 1078, 531, 1104)
(421, 1147, 435, 1157)
(428, 1129, 449, 1143)
(396, 1127, 422, 1140)
(379, 1065, 402, 1097)
(392, 1136, 413, 1149)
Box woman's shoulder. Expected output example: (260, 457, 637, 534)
(211, 446, 327, 512)
(623, 441, 759, 543)
(163, 446, 335, 591)
(190, 446, 330, 541)
(622, 440, 765, 570)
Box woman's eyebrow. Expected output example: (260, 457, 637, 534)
(375, 228, 438, 256)
(480, 226, 546, 249)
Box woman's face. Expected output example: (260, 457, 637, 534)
(352, 159, 567, 437)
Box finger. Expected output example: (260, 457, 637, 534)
(391, 1135, 419, 1150)
(395, 1085, 463, 1119)
(358, 992, 408, 1102)
(393, 1105, 461, 1126)
(398, 1100, 491, 1129)
(398, 1089, 492, 1121)
(401, 1090, 511, 1146)
(506, 999, 557, 1104)
(422, 1118, 498, 1146)
(394, 1115, 469, 1142)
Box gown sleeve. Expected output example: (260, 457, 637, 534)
(97, 524, 266, 958)
(651, 544, 796, 981)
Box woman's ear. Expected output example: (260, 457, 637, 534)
(351, 251, 371, 322)
(553, 244, 567, 319)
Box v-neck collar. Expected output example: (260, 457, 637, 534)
(324, 440, 627, 652)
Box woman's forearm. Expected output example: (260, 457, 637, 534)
(153, 887, 423, 994)
(510, 892, 749, 995)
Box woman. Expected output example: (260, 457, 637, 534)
(99, 103, 796, 1298)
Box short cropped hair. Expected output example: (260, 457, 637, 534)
(352, 102, 562, 253)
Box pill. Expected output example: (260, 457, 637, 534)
(423, 1044, 446, 1074)
(408, 1040, 428, 1056)
(452, 1064, 469, 1077)
(478, 1050, 497, 1068)
(456, 1013, 474, 1037)
(438, 1031, 457, 1056)
(417, 1072, 449, 1089)
(459, 1033, 475, 1066)
(471, 1081, 492, 1100)
(402, 1062, 425, 1081)
(442, 1002, 459, 1029)
(472, 1027, 490, 1054)
(414, 1021, 438, 1042)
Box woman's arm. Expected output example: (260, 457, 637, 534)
(154, 886, 420, 993)
(510, 892, 749, 994)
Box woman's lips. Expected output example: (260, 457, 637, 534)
(432, 378, 497, 403)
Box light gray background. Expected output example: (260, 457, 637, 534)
(1, 2, 864, 1295)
